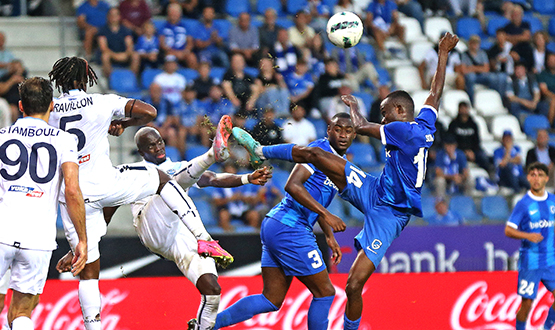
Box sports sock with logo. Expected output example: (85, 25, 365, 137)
(261, 144, 294, 162)
(343, 315, 361, 330)
(79, 279, 101, 330)
(214, 294, 278, 330)
(544, 307, 555, 330)
(174, 149, 215, 189)
(197, 295, 220, 330)
(307, 296, 334, 330)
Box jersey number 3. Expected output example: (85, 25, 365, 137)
(0, 139, 57, 184)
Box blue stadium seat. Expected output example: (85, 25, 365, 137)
(245, 118, 258, 130)
(309, 118, 328, 138)
(214, 19, 232, 40)
(548, 41, 555, 54)
(165, 146, 182, 161)
(276, 17, 295, 29)
(182, 18, 200, 34)
(487, 17, 510, 36)
(110, 69, 140, 94)
(421, 196, 437, 219)
(356, 43, 377, 64)
(195, 199, 218, 227)
(533, 0, 555, 14)
(210, 66, 227, 81)
(348, 142, 379, 168)
(376, 67, 391, 86)
(257, 0, 282, 15)
(481, 195, 510, 222)
(323, 0, 338, 7)
(456, 17, 485, 40)
(225, 0, 250, 17)
(523, 114, 550, 139)
(141, 68, 163, 90)
(480, 39, 494, 50)
(178, 68, 199, 82)
(152, 18, 165, 32)
(244, 66, 260, 77)
(549, 18, 555, 37)
(185, 145, 209, 160)
(449, 196, 482, 223)
(523, 16, 543, 34)
(287, 0, 307, 14)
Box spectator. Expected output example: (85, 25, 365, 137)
(503, 4, 533, 71)
(334, 0, 356, 14)
(192, 61, 217, 100)
(417, 0, 449, 15)
(447, 101, 492, 172)
(273, 28, 298, 76)
(532, 31, 548, 74)
(419, 40, 464, 91)
(288, 11, 316, 51)
(119, 0, 151, 36)
(448, 0, 477, 17)
(0, 32, 14, 77)
(135, 20, 159, 71)
(228, 12, 260, 66)
(180, 0, 201, 18)
(493, 130, 529, 193)
(433, 134, 472, 198)
(76, 0, 110, 59)
(312, 58, 345, 112)
(255, 57, 290, 117)
(251, 106, 284, 146)
(395, 0, 424, 31)
(282, 104, 317, 145)
(212, 162, 262, 231)
(329, 46, 379, 92)
(194, 6, 229, 68)
(98, 7, 140, 77)
(222, 53, 259, 115)
(306, 0, 331, 33)
(286, 58, 315, 110)
(426, 198, 463, 226)
(461, 34, 506, 104)
(152, 55, 186, 107)
(308, 33, 327, 75)
(505, 61, 541, 122)
(159, 3, 197, 69)
(0, 59, 25, 122)
(525, 128, 555, 187)
(259, 8, 279, 57)
(201, 85, 236, 146)
(143, 83, 171, 128)
(365, 0, 405, 56)
(325, 80, 367, 123)
(538, 53, 555, 126)
(487, 28, 514, 76)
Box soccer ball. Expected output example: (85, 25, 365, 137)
(326, 11, 363, 49)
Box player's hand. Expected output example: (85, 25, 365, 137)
(108, 120, 125, 136)
(438, 32, 459, 53)
(326, 235, 342, 265)
(56, 250, 74, 273)
(72, 241, 88, 276)
(321, 212, 346, 232)
(249, 166, 273, 186)
(528, 233, 544, 243)
(341, 95, 358, 108)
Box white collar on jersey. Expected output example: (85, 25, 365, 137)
(61, 89, 87, 97)
(527, 190, 548, 201)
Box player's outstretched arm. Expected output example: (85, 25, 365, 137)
(425, 32, 459, 111)
(505, 225, 544, 243)
(196, 166, 273, 188)
(61, 161, 87, 276)
(108, 99, 157, 136)
(341, 95, 381, 140)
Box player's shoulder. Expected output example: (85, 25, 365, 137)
(307, 137, 330, 149)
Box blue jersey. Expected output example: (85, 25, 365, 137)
(508, 191, 555, 270)
(378, 106, 437, 217)
(161, 22, 189, 50)
(266, 138, 343, 229)
(285, 72, 315, 97)
(76, 0, 110, 28)
(135, 35, 159, 54)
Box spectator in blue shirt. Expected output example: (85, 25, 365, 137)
(505, 61, 542, 122)
(143, 83, 171, 128)
(426, 198, 463, 226)
(433, 134, 472, 198)
(494, 130, 529, 193)
(306, 0, 331, 32)
(159, 3, 197, 69)
(200, 85, 236, 146)
(76, 0, 110, 59)
(273, 28, 298, 77)
(365, 0, 405, 55)
(286, 58, 315, 110)
(98, 7, 140, 77)
(193, 6, 229, 68)
(135, 20, 159, 71)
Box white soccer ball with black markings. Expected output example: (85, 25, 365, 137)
(326, 11, 363, 49)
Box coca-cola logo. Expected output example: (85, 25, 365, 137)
(0, 289, 129, 330)
(451, 281, 554, 330)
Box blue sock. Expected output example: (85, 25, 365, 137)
(214, 294, 278, 330)
(262, 144, 294, 162)
(545, 307, 555, 329)
(516, 320, 526, 330)
(344, 315, 361, 330)
(308, 296, 334, 330)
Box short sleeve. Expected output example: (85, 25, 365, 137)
(76, 3, 86, 16)
(507, 200, 526, 228)
(381, 121, 409, 147)
(415, 106, 438, 129)
(103, 94, 130, 119)
(58, 131, 79, 165)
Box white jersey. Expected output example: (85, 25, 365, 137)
(0, 117, 78, 250)
(48, 89, 129, 201)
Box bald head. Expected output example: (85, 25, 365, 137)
(135, 127, 167, 164)
(135, 126, 160, 148)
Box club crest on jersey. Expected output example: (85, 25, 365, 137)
(8, 185, 44, 197)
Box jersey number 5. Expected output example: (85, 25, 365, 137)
(60, 115, 86, 151)
(0, 139, 57, 183)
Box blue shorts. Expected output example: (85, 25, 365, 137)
(517, 266, 555, 299)
(260, 217, 326, 277)
(340, 161, 410, 267)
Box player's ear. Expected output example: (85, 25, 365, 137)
(18, 101, 23, 114)
(48, 101, 54, 113)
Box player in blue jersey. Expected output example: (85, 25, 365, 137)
(231, 32, 459, 329)
(211, 113, 356, 330)
(505, 162, 555, 330)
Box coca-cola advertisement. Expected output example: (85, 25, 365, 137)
(1, 272, 551, 330)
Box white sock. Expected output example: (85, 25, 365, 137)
(2, 322, 10, 330)
(174, 150, 215, 189)
(10, 317, 32, 330)
(79, 279, 101, 330)
(159, 181, 211, 241)
(197, 295, 220, 330)
(255, 146, 265, 159)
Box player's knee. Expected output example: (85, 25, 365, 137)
(344, 279, 364, 298)
(197, 274, 221, 295)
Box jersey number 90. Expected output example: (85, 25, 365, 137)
(0, 139, 57, 184)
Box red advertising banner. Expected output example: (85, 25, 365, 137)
(0, 272, 552, 330)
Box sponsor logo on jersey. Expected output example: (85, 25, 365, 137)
(53, 96, 93, 112)
(323, 177, 338, 191)
(529, 219, 554, 229)
(8, 185, 44, 197)
(78, 154, 90, 164)
(425, 134, 434, 142)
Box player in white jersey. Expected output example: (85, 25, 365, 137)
(0, 77, 87, 330)
(58, 125, 272, 330)
(47, 57, 231, 330)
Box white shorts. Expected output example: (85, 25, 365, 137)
(63, 164, 160, 263)
(0, 268, 10, 295)
(0, 244, 51, 295)
(134, 196, 217, 285)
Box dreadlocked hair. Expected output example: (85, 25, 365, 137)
(49, 57, 98, 94)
